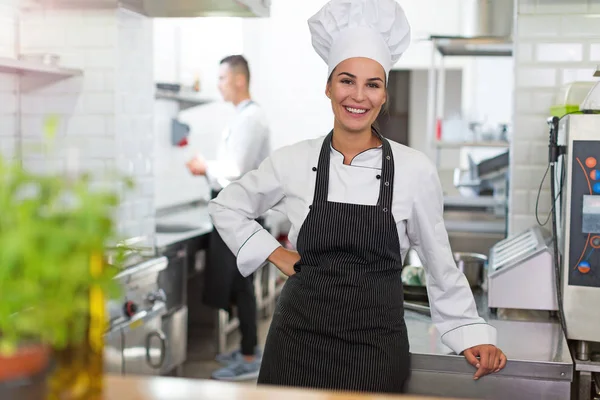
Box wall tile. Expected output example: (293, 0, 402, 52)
(529, 189, 553, 216)
(512, 166, 549, 190)
(516, 89, 560, 116)
(511, 190, 530, 215)
(562, 68, 597, 84)
(0, 74, 16, 92)
(66, 115, 106, 136)
(510, 215, 540, 235)
(536, 43, 583, 62)
(16, 6, 156, 241)
(535, 0, 588, 14)
(528, 90, 556, 114)
(514, 115, 552, 140)
(83, 93, 115, 114)
(0, 133, 16, 159)
(590, 0, 600, 13)
(511, 140, 532, 165)
(590, 43, 600, 61)
(516, 68, 557, 88)
(517, 43, 535, 63)
(518, 15, 562, 38)
(0, 93, 17, 114)
(561, 15, 600, 37)
(0, 110, 15, 128)
(529, 140, 552, 166)
(519, 0, 537, 14)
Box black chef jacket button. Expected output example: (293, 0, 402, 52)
(376, 175, 381, 179)
(312, 167, 317, 172)
(383, 208, 388, 212)
(386, 155, 391, 160)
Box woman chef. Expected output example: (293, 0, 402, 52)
(208, 0, 507, 393)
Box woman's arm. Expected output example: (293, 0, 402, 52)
(208, 154, 287, 277)
(406, 156, 503, 375)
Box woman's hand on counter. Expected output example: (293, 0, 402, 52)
(463, 344, 507, 380)
(268, 247, 301, 277)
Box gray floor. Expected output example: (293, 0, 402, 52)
(181, 312, 273, 382)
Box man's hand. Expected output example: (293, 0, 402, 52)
(463, 344, 507, 380)
(268, 247, 301, 277)
(186, 155, 207, 176)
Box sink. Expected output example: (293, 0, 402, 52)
(155, 223, 200, 233)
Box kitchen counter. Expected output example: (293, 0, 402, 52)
(154, 203, 213, 250)
(403, 291, 573, 399)
(104, 375, 463, 400)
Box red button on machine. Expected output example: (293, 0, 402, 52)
(586, 157, 597, 169)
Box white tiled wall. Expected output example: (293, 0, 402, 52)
(0, 0, 18, 161)
(510, 0, 600, 234)
(18, 5, 156, 244)
(115, 8, 155, 240)
(152, 18, 242, 210)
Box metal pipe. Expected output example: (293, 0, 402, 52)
(404, 302, 431, 316)
(577, 340, 590, 361)
(426, 40, 437, 163)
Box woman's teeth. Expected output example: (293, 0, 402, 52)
(345, 107, 367, 114)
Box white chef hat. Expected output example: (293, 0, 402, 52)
(308, 0, 411, 82)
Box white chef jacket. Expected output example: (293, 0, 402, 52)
(208, 135, 497, 355)
(205, 99, 271, 191)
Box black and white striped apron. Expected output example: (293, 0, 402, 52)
(257, 131, 410, 393)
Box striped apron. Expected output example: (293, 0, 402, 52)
(257, 131, 410, 393)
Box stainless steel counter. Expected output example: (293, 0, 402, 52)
(154, 205, 213, 249)
(404, 292, 573, 400)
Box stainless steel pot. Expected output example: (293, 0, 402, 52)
(454, 252, 487, 288)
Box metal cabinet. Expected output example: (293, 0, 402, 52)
(121, 303, 168, 376)
(161, 306, 188, 375)
(104, 326, 124, 375)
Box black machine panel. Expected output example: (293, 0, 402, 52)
(568, 140, 600, 287)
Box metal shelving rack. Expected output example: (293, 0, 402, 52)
(155, 89, 216, 112)
(426, 35, 513, 168)
(0, 55, 84, 161)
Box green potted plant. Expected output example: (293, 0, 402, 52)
(0, 116, 133, 399)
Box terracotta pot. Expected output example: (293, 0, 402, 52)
(0, 344, 50, 382)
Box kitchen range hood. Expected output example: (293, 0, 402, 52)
(430, 35, 512, 57)
(427, 0, 513, 57)
(142, 0, 270, 18)
(23, 0, 270, 18)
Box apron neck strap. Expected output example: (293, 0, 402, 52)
(313, 129, 395, 211)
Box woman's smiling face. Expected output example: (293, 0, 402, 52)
(326, 57, 387, 134)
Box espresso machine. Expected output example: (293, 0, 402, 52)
(553, 111, 600, 359)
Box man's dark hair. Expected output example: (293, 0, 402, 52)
(220, 55, 251, 85)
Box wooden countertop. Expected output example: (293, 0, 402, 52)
(104, 375, 462, 400)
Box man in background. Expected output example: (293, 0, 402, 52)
(186, 55, 271, 381)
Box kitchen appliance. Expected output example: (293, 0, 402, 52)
(157, 243, 189, 376)
(454, 252, 486, 288)
(468, 0, 514, 38)
(104, 256, 170, 376)
(28, 0, 270, 17)
(580, 76, 600, 113)
(551, 81, 597, 118)
(487, 226, 558, 312)
(552, 113, 600, 357)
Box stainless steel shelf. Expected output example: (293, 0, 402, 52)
(155, 89, 216, 111)
(430, 35, 513, 57)
(0, 56, 83, 78)
(435, 140, 510, 149)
